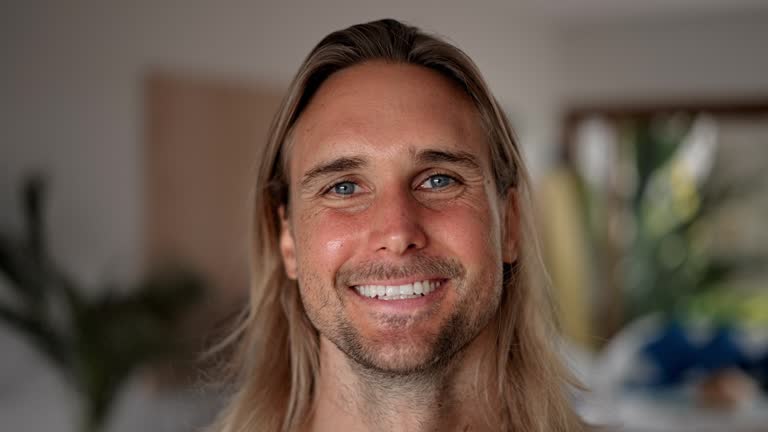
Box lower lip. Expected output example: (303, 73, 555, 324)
(348, 281, 448, 312)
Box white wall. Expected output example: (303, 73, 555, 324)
(555, 11, 768, 104)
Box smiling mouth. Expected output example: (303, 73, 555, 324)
(352, 280, 444, 300)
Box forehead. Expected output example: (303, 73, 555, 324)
(288, 62, 490, 177)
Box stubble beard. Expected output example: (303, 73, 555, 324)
(300, 256, 501, 386)
(335, 293, 473, 378)
(306, 255, 502, 380)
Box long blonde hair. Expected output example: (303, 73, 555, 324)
(210, 19, 587, 432)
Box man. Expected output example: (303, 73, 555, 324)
(211, 19, 587, 432)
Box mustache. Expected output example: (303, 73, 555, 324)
(336, 255, 465, 287)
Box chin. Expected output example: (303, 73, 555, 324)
(336, 313, 472, 375)
(363, 343, 443, 375)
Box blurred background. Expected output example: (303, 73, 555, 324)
(2, 1, 768, 431)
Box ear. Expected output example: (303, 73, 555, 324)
(278, 205, 298, 280)
(502, 189, 519, 264)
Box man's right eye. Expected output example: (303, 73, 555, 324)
(327, 181, 358, 196)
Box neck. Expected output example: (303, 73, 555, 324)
(307, 326, 497, 432)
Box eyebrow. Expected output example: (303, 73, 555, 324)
(300, 156, 367, 189)
(416, 149, 482, 171)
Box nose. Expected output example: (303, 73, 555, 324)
(367, 189, 427, 256)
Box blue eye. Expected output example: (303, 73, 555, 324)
(330, 181, 358, 196)
(421, 174, 456, 190)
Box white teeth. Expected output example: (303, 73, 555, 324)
(353, 280, 443, 300)
(414, 281, 423, 295)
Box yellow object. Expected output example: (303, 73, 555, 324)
(539, 168, 593, 347)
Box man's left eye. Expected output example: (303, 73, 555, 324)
(329, 181, 359, 196)
(420, 174, 456, 190)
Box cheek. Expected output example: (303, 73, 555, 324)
(293, 211, 361, 318)
(293, 208, 360, 278)
(433, 200, 503, 263)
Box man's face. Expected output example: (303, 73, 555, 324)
(280, 62, 515, 374)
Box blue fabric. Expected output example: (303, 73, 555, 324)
(639, 322, 763, 388)
(696, 327, 749, 372)
(641, 322, 698, 385)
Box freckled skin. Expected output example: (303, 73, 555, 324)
(280, 62, 510, 374)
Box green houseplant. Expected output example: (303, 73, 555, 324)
(0, 175, 204, 432)
(574, 114, 768, 335)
